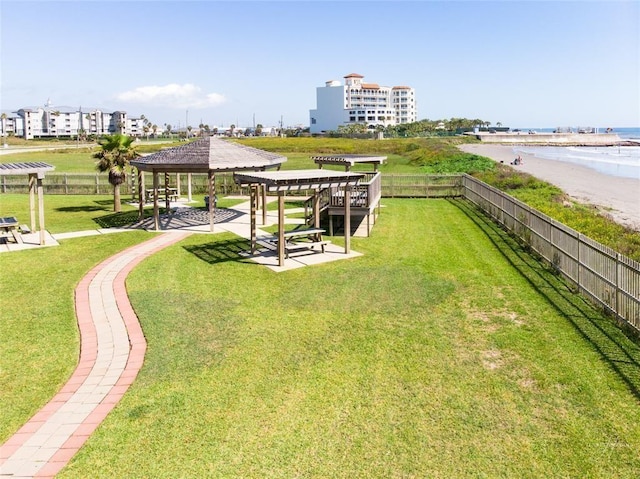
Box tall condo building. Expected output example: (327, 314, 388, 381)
(309, 73, 417, 133)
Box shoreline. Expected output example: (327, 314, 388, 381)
(459, 144, 640, 232)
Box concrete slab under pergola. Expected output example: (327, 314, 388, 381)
(130, 137, 287, 231)
(234, 169, 364, 267)
(0, 161, 55, 245)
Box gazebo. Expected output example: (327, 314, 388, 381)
(0, 161, 55, 245)
(130, 137, 287, 231)
(234, 169, 364, 267)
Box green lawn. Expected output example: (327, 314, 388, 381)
(0, 230, 153, 441)
(2, 138, 640, 476)
(22, 198, 634, 478)
(0, 194, 243, 234)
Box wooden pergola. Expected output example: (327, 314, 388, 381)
(234, 169, 364, 267)
(130, 137, 286, 231)
(311, 154, 386, 172)
(0, 162, 55, 245)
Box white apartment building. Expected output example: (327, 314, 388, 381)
(309, 73, 417, 133)
(0, 101, 146, 139)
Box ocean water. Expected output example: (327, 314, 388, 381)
(519, 127, 640, 139)
(513, 127, 640, 179)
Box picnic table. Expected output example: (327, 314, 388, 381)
(0, 216, 23, 244)
(261, 227, 330, 258)
(145, 188, 178, 203)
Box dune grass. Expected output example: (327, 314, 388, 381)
(43, 198, 640, 478)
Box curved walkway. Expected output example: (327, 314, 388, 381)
(0, 232, 190, 478)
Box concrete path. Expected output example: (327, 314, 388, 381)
(0, 232, 190, 478)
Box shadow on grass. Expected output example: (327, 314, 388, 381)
(92, 209, 155, 229)
(55, 205, 107, 213)
(93, 199, 119, 206)
(183, 237, 253, 265)
(451, 198, 640, 400)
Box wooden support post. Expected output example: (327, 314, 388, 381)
(187, 173, 193, 202)
(278, 192, 285, 267)
(176, 173, 181, 197)
(37, 175, 45, 245)
(153, 171, 159, 231)
(140, 170, 146, 203)
(208, 170, 215, 232)
(250, 184, 257, 254)
(164, 172, 170, 211)
(344, 185, 351, 254)
(28, 174, 36, 232)
(261, 185, 267, 225)
(313, 190, 320, 228)
(137, 168, 144, 221)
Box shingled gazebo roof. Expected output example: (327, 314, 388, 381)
(131, 137, 286, 173)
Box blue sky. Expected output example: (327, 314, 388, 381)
(1, 0, 638, 129)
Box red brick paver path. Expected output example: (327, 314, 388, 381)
(0, 232, 190, 478)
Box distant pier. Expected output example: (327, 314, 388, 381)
(468, 132, 635, 146)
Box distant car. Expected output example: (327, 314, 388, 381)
(528, 130, 536, 134)
(489, 129, 496, 133)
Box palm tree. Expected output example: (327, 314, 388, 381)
(94, 134, 140, 212)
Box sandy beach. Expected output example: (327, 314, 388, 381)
(459, 144, 640, 232)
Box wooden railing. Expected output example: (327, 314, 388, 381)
(326, 171, 382, 209)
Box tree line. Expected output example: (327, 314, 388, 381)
(333, 118, 502, 138)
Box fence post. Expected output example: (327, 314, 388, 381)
(616, 253, 621, 322)
(96, 173, 99, 195)
(577, 233, 581, 293)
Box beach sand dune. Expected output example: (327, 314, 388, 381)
(459, 144, 640, 232)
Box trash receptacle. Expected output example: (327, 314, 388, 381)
(204, 195, 218, 209)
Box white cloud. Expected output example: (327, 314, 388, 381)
(115, 83, 226, 109)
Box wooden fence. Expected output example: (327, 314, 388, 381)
(2, 171, 638, 333)
(382, 174, 463, 198)
(461, 174, 640, 334)
(0, 172, 247, 197)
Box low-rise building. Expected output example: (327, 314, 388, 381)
(1, 100, 146, 139)
(309, 73, 417, 133)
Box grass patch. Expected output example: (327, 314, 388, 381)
(0, 194, 147, 233)
(0, 231, 153, 441)
(40, 199, 640, 478)
(0, 194, 246, 234)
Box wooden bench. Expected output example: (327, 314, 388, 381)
(145, 188, 179, 204)
(261, 227, 331, 258)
